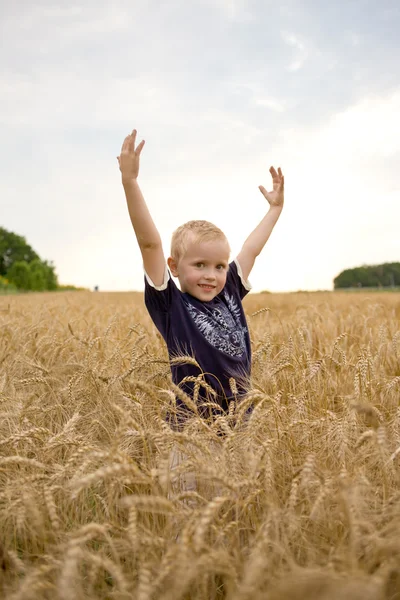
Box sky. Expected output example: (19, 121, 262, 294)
(1, 0, 399, 292)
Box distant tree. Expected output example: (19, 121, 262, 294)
(0, 227, 59, 291)
(0, 227, 39, 276)
(6, 258, 59, 291)
(41, 260, 58, 290)
(6, 261, 31, 290)
(29, 259, 47, 291)
(334, 262, 400, 289)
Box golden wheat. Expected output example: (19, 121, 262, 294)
(0, 289, 399, 599)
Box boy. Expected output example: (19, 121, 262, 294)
(118, 129, 284, 427)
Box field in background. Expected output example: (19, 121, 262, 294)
(0, 290, 400, 599)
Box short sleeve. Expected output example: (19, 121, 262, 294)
(144, 265, 179, 309)
(225, 259, 252, 300)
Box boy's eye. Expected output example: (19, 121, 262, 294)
(195, 262, 204, 268)
(216, 264, 225, 270)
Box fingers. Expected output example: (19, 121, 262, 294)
(260, 165, 284, 197)
(121, 136, 130, 152)
(128, 129, 136, 153)
(258, 185, 268, 197)
(136, 139, 145, 155)
(269, 166, 283, 177)
(130, 129, 146, 154)
(269, 166, 284, 186)
(121, 129, 145, 155)
(269, 166, 278, 179)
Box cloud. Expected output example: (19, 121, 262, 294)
(253, 96, 286, 112)
(321, 92, 400, 161)
(0, 72, 180, 130)
(281, 31, 310, 71)
(224, 77, 287, 113)
(210, 0, 255, 21)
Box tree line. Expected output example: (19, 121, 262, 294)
(0, 227, 58, 291)
(334, 263, 400, 289)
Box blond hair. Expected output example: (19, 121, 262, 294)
(170, 220, 229, 263)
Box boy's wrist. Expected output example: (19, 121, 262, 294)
(268, 204, 283, 214)
(122, 176, 138, 187)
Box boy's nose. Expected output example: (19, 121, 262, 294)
(204, 271, 216, 280)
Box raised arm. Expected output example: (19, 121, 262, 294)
(236, 167, 284, 282)
(118, 130, 166, 286)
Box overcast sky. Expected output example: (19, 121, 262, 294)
(1, 0, 399, 292)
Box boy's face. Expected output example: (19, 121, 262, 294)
(168, 237, 230, 301)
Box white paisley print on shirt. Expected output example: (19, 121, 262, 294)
(184, 292, 248, 357)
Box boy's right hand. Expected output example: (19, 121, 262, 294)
(117, 129, 145, 182)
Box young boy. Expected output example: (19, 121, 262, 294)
(118, 129, 284, 426)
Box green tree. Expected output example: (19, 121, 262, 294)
(334, 262, 400, 288)
(29, 259, 47, 291)
(1, 227, 59, 291)
(42, 260, 58, 290)
(0, 227, 39, 276)
(26, 259, 58, 291)
(333, 269, 354, 288)
(6, 261, 31, 290)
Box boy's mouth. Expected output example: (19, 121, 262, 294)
(198, 284, 215, 291)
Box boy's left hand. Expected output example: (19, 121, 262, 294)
(259, 167, 284, 208)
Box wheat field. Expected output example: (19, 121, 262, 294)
(0, 289, 399, 599)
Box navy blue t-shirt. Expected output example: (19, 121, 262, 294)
(144, 259, 252, 417)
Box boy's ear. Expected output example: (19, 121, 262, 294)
(167, 256, 179, 277)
